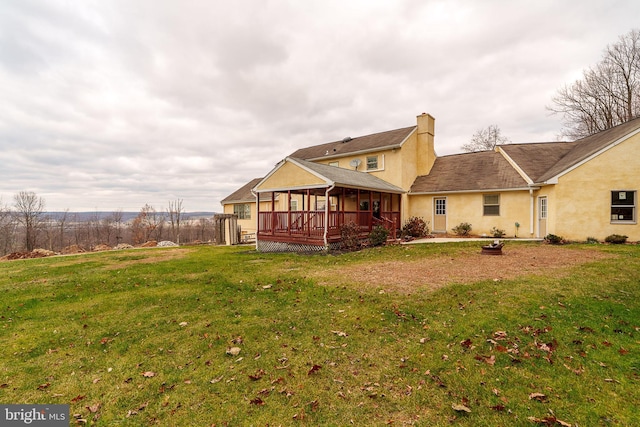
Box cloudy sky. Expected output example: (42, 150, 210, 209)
(1, 0, 638, 212)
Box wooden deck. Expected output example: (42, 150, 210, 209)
(257, 210, 400, 245)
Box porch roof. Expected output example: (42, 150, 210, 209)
(220, 178, 271, 204)
(254, 157, 405, 194)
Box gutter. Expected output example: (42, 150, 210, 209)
(409, 187, 532, 196)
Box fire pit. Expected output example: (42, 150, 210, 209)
(481, 240, 504, 255)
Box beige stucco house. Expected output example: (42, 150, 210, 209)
(222, 113, 640, 251)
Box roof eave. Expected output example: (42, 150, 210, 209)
(409, 187, 533, 195)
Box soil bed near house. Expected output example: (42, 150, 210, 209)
(311, 245, 613, 294)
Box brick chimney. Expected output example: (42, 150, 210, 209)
(416, 113, 436, 175)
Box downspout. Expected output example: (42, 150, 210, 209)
(529, 187, 534, 237)
(323, 184, 335, 249)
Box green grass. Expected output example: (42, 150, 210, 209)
(0, 243, 638, 426)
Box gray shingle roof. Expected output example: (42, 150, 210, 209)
(290, 126, 416, 160)
(499, 142, 578, 182)
(220, 178, 264, 204)
(409, 151, 529, 193)
(257, 157, 405, 194)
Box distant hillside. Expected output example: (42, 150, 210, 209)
(44, 211, 218, 222)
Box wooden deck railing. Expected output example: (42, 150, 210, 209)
(258, 210, 400, 243)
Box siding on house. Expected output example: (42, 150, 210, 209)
(552, 130, 640, 240)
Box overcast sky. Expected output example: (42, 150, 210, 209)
(1, 0, 638, 212)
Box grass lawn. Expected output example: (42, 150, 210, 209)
(0, 242, 638, 426)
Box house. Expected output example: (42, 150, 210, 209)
(222, 113, 640, 251)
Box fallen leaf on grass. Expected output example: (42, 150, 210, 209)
(308, 364, 322, 375)
(226, 347, 241, 356)
(249, 397, 265, 405)
(210, 375, 224, 384)
(493, 331, 508, 340)
(460, 338, 473, 349)
(37, 383, 50, 390)
(331, 330, 348, 337)
(258, 387, 274, 396)
(527, 415, 571, 426)
(249, 369, 266, 381)
(71, 395, 86, 403)
(141, 371, 156, 378)
(86, 403, 100, 413)
(474, 355, 496, 366)
(618, 347, 629, 355)
(563, 364, 585, 375)
(452, 403, 471, 413)
(126, 402, 149, 417)
(529, 392, 548, 402)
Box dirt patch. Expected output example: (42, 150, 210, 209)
(310, 246, 614, 294)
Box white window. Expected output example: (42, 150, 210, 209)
(539, 197, 547, 219)
(233, 204, 251, 220)
(366, 156, 378, 170)
(483, 194, 500, 216)
(290, 200, 298, 211)
(611, 190, 636, 223)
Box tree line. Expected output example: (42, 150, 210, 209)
(463, 29, 640, 152)
(0, 192, 217, 256)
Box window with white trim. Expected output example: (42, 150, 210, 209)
(366, 155, 378, 170)
(483, 194, 500, 216)
(611, 190, 636, 223)
(233, 203, 251, 220)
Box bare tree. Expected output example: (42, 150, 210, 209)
(13, 191, 45, 251)
(0, 199, 17, 255)
(56, 209, 70, 251)
(461, 125, 510, 152)
(167, 199, 184, 244)
(549, 29, 640, 139)
(130, 204, 159, 244)
(112, 209, 124, 245)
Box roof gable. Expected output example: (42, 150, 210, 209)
(499, 142, 578, 182)
(536, 117, 640, 182)
(289, 126, 416, 160)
